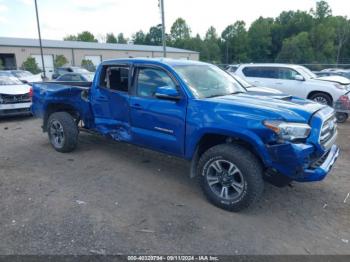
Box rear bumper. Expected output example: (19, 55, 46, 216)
(267, 143, 340, 182)
(0, 102, 32, 117)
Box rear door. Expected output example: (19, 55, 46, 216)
(241, 66, 279, 88)
(129, 65, 187, 156)
(90, 63, 131, 141)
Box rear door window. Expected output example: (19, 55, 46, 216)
(99, 65, 129, 92)
(243, 67, 279, 79)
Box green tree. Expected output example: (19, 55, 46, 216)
(271, 11, 314, 57)
(248, 17, 274, 62)
(202, 26, 221, 63)
(329, 16, 350, 64)
(106, 33, 117, 43)
(170, 18, 191, 47)
(221, 21, 249, 63)
(132, 30, 146, 44)
(81, 59, 96, 72)
(64, 31, 98, 42)
(145, 25, 163, 45)
(117, 33, 127, 44)
(21, 57, 41, 74)
(276, 32, 314, 63)
(311, 0, 332, 20)
(54, 55, 68, 68)
(309, 21, 336, 63)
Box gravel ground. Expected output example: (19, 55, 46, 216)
(0, 116, 349, 255)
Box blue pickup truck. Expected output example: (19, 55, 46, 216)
(31, 58, 339, 211)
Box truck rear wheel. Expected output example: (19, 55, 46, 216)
(47, 112, 78, 153)
(197, 144, 264, 212)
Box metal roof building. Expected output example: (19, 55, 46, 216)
(0, 37, 199, 77)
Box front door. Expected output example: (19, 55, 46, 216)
(129, 66, 187, 156)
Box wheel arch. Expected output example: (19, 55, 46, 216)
(307, 91, 333, 104)
(43, 103, 80, 132)
(189, 131, 270, 178)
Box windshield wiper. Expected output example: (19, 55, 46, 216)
(206, 91, 244, 98)
(229, 91, 245, 95)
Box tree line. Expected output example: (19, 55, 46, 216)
(64, 1, 348, 66)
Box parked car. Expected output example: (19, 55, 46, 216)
(0, 70, 13, 77)
(315, 69, 350, 80)
(225, 64, 240, 74)
(228, 73, 283, 95)
(55, 72, 94, 82)
(0, 76, 32, 117)
(235, 63, 350, 122)
(52, 67, 91, 79)
(9, 70, 42, 83)
(31, 58, 339, 212)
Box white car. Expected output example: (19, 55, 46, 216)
(235, 63, 350, 122)
(230, 74, 282, 95)
(0, 76, 32, 117)
(9, 70, 43, 83)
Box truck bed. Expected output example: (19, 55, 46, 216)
(31, 81, 94, 128)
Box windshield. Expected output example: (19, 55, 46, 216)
(0, 76, 23, 85)
(297, 66, 317, 79)
(173, 64, 245, 98)
(0, 71, 12, 77)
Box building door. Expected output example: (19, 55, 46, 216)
(32, 54, 54, 79)
(0, 53, 16, 69)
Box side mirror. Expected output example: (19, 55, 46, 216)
(155, 86, 181, 100)
(294, 75, 304, 81)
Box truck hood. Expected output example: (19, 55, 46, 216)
(0, 84, 31, 95)
(205, 93, 326, 122)
(316, 75, 350, 85)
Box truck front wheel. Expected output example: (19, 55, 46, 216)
(197, 144, 264, 211)
(47, 112, 78, 153)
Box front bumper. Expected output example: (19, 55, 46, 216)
(0, 102, 32, 117)
(267, 143, 340, 182)
(300, 144, 339, 182)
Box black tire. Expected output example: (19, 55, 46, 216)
(47, 112, 78, 153)
(336, 112, 348, 123)
(309, 93, 332, 106)
(197, 144, 264, 212)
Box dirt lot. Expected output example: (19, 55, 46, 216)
(0, 117, 349, 255)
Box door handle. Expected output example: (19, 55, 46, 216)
(275, 82, 283, 85)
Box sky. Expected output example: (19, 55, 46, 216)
(0, 0, 349, 41)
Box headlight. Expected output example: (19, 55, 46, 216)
(334, 83, 345, 90)
(263, 120, 311, 141)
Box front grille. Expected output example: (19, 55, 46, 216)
(309, 150, 330, 169)
(319, 114, 337, 149)
(0, 93, 31, 104)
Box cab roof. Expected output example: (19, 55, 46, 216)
(101, 58, 208, 67)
